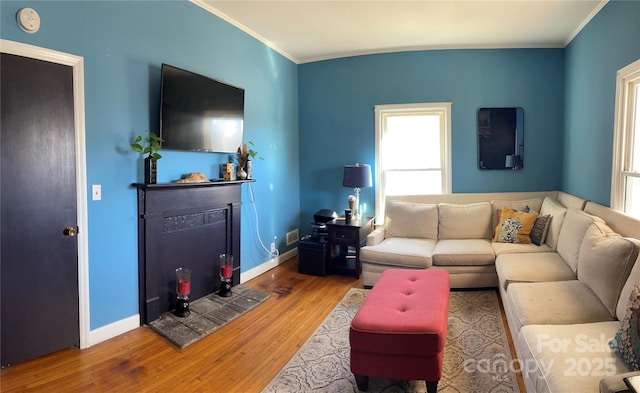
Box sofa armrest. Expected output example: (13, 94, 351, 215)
(366, 228, 385, 246)
(600, 371, 640, 393)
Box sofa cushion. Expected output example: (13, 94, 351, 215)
(507, 280, 614, 332)
(361, 263, 498, 289)
(518, 322, 627, 393)
(492, 242, 552, 255)
(431, 239, 495, 266)
(539, 197, 568, 250)
(360, 238, 436, 269)
(557, 209, 604, 273)
(495, 252, 576, 291)
(578, 222, 639, 317)
(493, 207, 539, 244)
(438, 202, 492, 240)
(610, 285, 640, 371)
(385, 200, 438, 239)
(530, 214, 551, 246)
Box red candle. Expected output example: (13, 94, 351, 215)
(221, 265, 232, 279)
(178, 279, 190, 296)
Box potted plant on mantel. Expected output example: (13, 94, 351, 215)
(236, 141, 262, 180)
(130, 130, 163, 184)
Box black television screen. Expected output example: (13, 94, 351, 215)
(160, 64, 244, 153)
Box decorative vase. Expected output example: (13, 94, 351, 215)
(237, 166, 247, 180)
(246, 160, 252, 179)
(144, 156, 157, 184)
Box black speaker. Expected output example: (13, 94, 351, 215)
(298, 236, 329, 276)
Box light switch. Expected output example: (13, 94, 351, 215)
(92, 184, 101, 201)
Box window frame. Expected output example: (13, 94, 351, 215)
(611, 59, 640, 216)
(374, 102, 452, 221)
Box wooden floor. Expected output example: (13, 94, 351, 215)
(1, 256, 526, 392)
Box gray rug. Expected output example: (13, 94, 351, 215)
(262, 289, 520, 393)
(148, 285, 269, 348)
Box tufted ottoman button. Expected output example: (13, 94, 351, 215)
(349, 269, 450, 392)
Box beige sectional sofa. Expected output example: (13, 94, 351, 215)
(360, 191, 640, 392)
(361, 191, 586, 288)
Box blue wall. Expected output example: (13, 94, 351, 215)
(563, 0, 640, 205)
(298, 49, 565, 222)
(1, 0, 300, 330)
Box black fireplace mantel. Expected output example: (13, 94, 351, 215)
(134, 180, 253, 324)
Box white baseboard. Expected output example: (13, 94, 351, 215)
(86, 314, 140, 348)
(241, 248, 297, 283)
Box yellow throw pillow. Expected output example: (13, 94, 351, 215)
(493, 207, 539, 244)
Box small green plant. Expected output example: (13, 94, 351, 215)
(246, 141, 263, 161)
(130, 130, 163, 160)
(236, 141, 263, 167)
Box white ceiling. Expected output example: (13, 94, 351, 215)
(192, 0, 608, 64)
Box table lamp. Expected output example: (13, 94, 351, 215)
(343, 163, 372, 219)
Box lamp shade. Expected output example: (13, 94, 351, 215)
(343, 164, 372, 188)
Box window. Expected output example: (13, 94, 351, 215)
(374, 103, 452, 220)
(611, 59, 640, 218)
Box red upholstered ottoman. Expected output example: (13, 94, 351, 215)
(349, 269, 450, 392)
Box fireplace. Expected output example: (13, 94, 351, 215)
(134, 181, 247, 324)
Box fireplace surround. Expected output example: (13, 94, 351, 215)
(134, 180, 250, 324)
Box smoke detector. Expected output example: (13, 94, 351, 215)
(17, 8, 40, 34)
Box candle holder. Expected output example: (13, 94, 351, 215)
(175, 267, 191, 317)
(218, 253, 233, 297)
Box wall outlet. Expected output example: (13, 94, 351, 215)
(286, 229, 299, 246)
(92, 184, 101, 201)
(271, 242, 276, 253)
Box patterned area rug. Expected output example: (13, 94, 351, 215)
(149, 285, 269, 349)
(262, 289, 520, 393)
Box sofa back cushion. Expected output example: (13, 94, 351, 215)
(578, 222, 640, 317)
(539, 197, 568, 250)
(385, 200, 438, 239)
(556, 191, 588, 210)
(438, 202, 492, 240)
(557, 209, 604, 273)
(584, 201, 640, 240)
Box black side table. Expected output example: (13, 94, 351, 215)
(325, 216, 375, 278)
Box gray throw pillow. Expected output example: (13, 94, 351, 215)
(530, 215, 551, 246)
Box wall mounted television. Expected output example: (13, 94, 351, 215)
(160, 63, 244, 153)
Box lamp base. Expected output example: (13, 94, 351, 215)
(353, 188, 361, 220)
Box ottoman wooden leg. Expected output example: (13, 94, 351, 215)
(355, 374, 369, 391)
(426, 380, 438, 393)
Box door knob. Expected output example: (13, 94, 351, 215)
(63, 226, 76, 236)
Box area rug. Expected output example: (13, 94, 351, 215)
(148, 285, 269, 349)
(262, 289, 520, 393)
